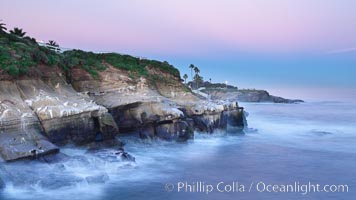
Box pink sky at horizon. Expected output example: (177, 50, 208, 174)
(1, 0, 356, 56)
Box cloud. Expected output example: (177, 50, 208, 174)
(325, 47, 356, 55)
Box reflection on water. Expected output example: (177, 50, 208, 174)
(1, 101, 356, 200)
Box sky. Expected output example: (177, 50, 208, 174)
(1, 0, 356, 100)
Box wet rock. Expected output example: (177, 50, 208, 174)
(155, 120, 193, 141)
(85, 173, 110, 184)
(115, 100, 245, 137)
(139, 123, 156, 139)
(226, 109, 245, 133)
(192, 114, 225, 133)
(86, 148, 135, 162)
(114, 149, 136, 162)
(182, 101, 245, 133)
(96, 113, 119, 141)
(111, 101, 191, 141)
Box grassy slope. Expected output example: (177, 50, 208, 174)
(0, 31, 180, 80)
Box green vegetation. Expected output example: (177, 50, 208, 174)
(100, 53, 148, 77)
(0, 29, 63, 77)
(189, 64, 195, 82)
(0, 23, 181, 80)
(63, 50, 106, 78)
(183, 74, 188, 83)
(46, 40, 59, 47)
(189, 65, 202, 89)
(0, 20, 7, 33)
(10, 27, 26, 37)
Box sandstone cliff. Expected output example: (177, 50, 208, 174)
(0, 31, 246, 161)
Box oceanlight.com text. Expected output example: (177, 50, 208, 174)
(165, 181, 349, 195)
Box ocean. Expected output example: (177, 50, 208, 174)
(1, 100, 355, 200)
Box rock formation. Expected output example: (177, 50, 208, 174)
(210, 89, 304, 103)
(0, 35, 246, 161)
(0, 63, 246, 162)
(70, 64, 246, 141)
(0, 81, 58, 161)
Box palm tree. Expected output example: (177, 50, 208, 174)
(0, 20, 7, 33)
(47, 40, 59, 47)
(183, 74, 188, 84)
(194, 66, 200, 75)
(193, 66, 200, 89)
(189, 64, 195, 82)
(194, 74, 203, 89)
(10, 27, 26, 37)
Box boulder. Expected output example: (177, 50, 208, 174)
(114, 149, 136, 162)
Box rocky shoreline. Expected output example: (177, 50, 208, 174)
(0, 29, 247, 189)
(209, 89, 304, 103)
(0, 64, 246, 163)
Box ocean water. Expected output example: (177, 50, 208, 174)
(1, 100, 355, 200)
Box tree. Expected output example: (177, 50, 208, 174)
(194, 66, 200, 75)
(0, 20, 7, 33)
(46, 40, 60, 52)
(47, 40, 59, 47)
(183, 74, 188, 84)
(193, 66, 200, 89)
(189, 64, 195, 82)
(194, 74, 204, 89)
(10, 27, 26, 37)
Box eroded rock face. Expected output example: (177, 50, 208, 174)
(0, 66, 121, 161)
(16, 78, 117, 144)
(69, 66, 196, 141)
(0, 81, 59, 161)
(69, 66, 246, 141)
(110, 102, 193, 141)
(181, 101, 245, 133)
(0, 62, 247, 163)
(0, 57, 248, 164)
(154, 119, 193, 141)
(110, 100, 245, 138)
